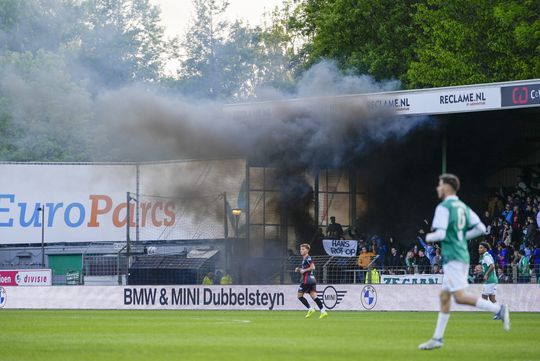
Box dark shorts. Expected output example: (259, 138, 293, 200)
(298, 283, 317, 294)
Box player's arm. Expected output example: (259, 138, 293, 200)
(465, 209, 487, 240)
(426, 206, 448, 243)
(299, 261, 315, 274)
(484, 263, 495, 281)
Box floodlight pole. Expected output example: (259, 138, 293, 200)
(39, 205, 45, 267)
(442, 129, 447, 174)
(126, 192, 131, 261)
(231, 208, 242, 271)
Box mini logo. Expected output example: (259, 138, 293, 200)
(0, 287, 7, 308)
(317, 286, 347, 310)
(361, 285, 377, 310)
(512, 86, 528, 104)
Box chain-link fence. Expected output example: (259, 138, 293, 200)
(2, 252, 535, 286)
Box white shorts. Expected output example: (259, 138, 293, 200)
(442, 261, 469, 292)
(482, 283, 497, 296)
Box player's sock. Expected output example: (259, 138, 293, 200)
(433, 312, 450, 340)
(298, 296, 311, 309)
(475, 298, 501, 314)
(314, 297, 325, 312)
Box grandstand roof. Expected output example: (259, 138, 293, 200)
(225, 79, 540, 117)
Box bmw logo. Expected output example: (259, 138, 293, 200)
(361, 285, 377, 310)
(0, 287, 6, 308)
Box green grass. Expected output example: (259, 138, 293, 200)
(1, 310, 538, 361)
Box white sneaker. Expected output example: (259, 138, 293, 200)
(418, 338, 443, 350)
(501, 304, 510, 331)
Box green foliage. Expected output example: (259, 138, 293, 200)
(78, 0, 166, 88)
(0, 0, 168, 161)
(292, 0, 540, 88)
(0, 50, 94, 161)
(404, 0, 540, 87)
(294, 0, 418, 83)
(174, 0, 310, 99)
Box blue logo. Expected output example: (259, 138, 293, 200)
(361, 285, 377, 310)
(0, 287, 6, 308)
(317, 286, 347, 310)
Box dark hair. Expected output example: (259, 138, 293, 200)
(479, 242, 491, 250)
(439, 173, 460, 192)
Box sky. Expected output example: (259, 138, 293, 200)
(149, 0, 286, 40)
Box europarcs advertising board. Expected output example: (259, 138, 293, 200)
(0, 160, 245, 245)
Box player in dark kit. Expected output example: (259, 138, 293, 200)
(295, 243, 328, 319)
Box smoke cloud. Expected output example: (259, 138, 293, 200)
(0, 1, 433, 258)
(93, 61, 430, 246)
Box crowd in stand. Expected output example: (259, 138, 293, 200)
(298, 170, 540, 284)
(349, 171, 540, 283)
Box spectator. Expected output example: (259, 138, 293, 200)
(502, 223, 512, 246)
(517, 250, 530, 283)
(373, 235, 387, 268)
(482, 211, 492, 231)
(213, 270, 223, 285)
(416, 249, 431, 274)
(511, 205, 522, 243)
(357, 246, 375, 282)
(202, 272, 214, 285)
(497, 267, 511, 283)
(417, 231, 435, 264)
(501, 203, 513, 225)
(326, 216, 344, 239)
(471, 264, 484, 284)
(347, 217, 362, 239)
(496, 244, 508, 270)
(405, 251, 415, 274)
(431, 247, 442, 272)
(364, 267, 380, 284)
(523, 216, 536, 244)
(524, 204, 535, 219)
(386, 247, 403, 274)
(533, 242, 540, 279)
(220, 270, 233, 285)
(219, 270, 232, 285)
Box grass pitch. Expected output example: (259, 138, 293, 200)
(1, 310, 538, 361)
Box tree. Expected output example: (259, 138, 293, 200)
(407, 0, 540, 88)
(291, 0, 418, 84)
(0, 50, 94, 161)
(177, 0, 231, 99)
(0, 0, 170, 161)
(0, 0, 82, 54)
(254, 1, 303, 93)
(77, 0, 166, 89)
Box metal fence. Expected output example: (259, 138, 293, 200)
(232, 255, 536, 285)
(2, 253, 536, 286)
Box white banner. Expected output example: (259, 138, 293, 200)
(0, 160, 245, 244)
(0, 284, 538, 312)
(381, 274, 443, 285)
(323, 239, 358, 257)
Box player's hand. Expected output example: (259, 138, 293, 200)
(295, 267, 300, 273)
(483, 275, 488, 281)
